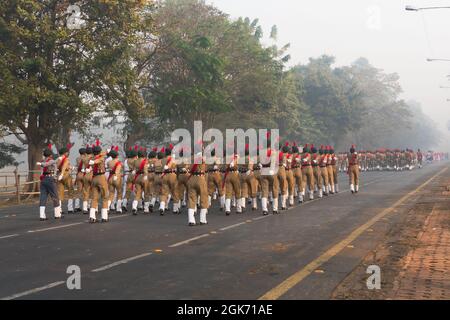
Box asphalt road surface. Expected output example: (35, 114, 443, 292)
(0, 162, 448, 300)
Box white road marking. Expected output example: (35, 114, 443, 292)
(168, 234, 210, 248)
(27, 222, 84, 233)
(0, 234, 19, 240)
(1, 281, 65, 300)
(253, 216, 269, 221)
(92, 252, 154, 273)
(219, 222, 247, 231)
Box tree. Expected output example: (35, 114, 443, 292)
(0, 0, 154, 186)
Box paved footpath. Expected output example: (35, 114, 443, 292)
(0, 162, 448, 300)
(332, 165, 450, 300)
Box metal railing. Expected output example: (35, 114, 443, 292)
(0, 169, 75, 205)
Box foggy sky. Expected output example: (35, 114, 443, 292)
(208, 0, 450, 151)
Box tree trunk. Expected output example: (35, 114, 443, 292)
(124, 127, 145, 150)
(26, 142, 44, 193)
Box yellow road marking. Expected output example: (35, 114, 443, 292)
(259, 167, 448, 300)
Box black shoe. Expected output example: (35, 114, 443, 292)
(188, 223, 196, 227)
(149, 205, 154, 213)
(40, 218, 48, 221)
(263, 211, 268, 216)
(200, 222, 208, 225)
(273, 211, 279, 215)
(324, 193, 328, 197)
(83, 210, 88, 215)
(281, 207, 287, 211)
(252, 207, 257, 211)
(122, 206, 128, 212)
(75, 208, 82, 212)
(220, 207, 224, 211)
(173, 210, 179, 214)
(226, 211, 231, 216)
(55, 216, 63, 219)
(132, 209, 138, 215)
(89, 218, 97, 223)
(160, 209, 165, 216)
(101, 219, 108, 223)
(68, 210, 74, 214)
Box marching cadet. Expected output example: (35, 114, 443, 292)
(152, 148, 165, 213)
(122, 147, 138, 212)
(311, 145, 323, 198)
(278, 143, 289, 210)
(301, 144, 315, 200)
(36, 144, 62, 220)
(259, 146, 279, 215)
(239, 144, 258, 211)
(348, 145, 360, 194)
(107, 146, 123, 214)
(81, 145, 94, 214)
(318, 145, 329, 196)
(160, 145, 178, 215)
(187, 150, 209, 226)
(224, 147, 242, 215)
(284, 145, 296, 207)
(89, 140, 109, 222)
(74, 147, 86, 212)
(417, 149, 423, 169)
(291, 143, 304, 203)
(145, 148, 158, 212)
(207, 147, 225, 210)
(131, 147, 149, 215)
(328, 146, 338, 193)
(174, 147, 190, 213)
(56, 144, 75, 214)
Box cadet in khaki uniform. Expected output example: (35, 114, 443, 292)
(107, 146, 123, 214)
(301, 144, 315, 200)
(328, 146, 338, 193)
(131, 148, 149, 215)
(348, 145, 360, 194)
(160, 146, 178, 215)
(187, 152, 209, 226)
(81, 145, 94, 214)
(145, 148, 158, 212)
(292, 144, 304, 203)
(74, 147, 86, 212)
(285, 147, 296, 207)
(56, 144, 75, 214)
(152, 149, 165, 212)
(207, 148, 225, 210)
(278, 144, 289, 210)
(239, 144, 258, 211)
(122, 147, 137, 212)
(89, 141, 109, 223)
(224, 151, 242, 215)
(319, 145, 329, 196)
(259, 148, 280, 215)
(311, 145, 323, 198)
(174, 147, 190, 213)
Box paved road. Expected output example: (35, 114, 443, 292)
(0, 162, 448, 300)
